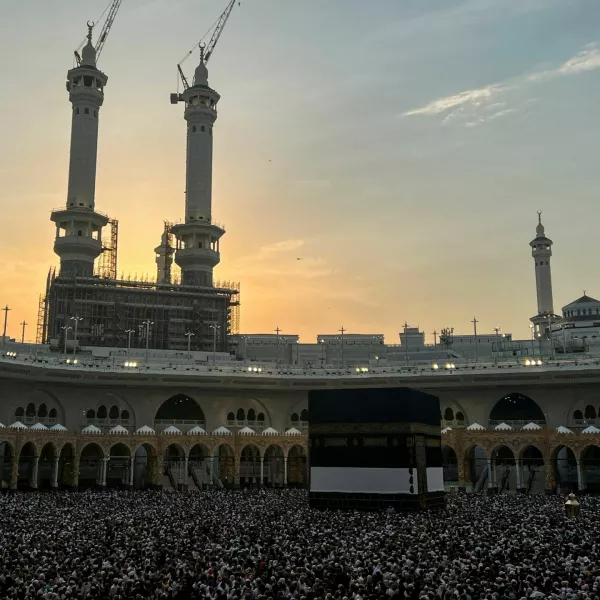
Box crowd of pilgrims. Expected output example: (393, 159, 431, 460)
(1, 490, 600, 600)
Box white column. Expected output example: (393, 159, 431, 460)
(487, 459, 493, 489)
(209, 455, 214, 486)
(101, 457, 108, 487)
(515, 459, 522, 491)
(52, 456, 59, 488)
(129, 457, 135, 488)
(260, 457, 264, 486)
(31, 457, 39, 489)
(576, 459, 585, 491)
(284, 457, 288, 487)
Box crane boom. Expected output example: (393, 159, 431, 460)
(204, 0, 237, 63)
(95, 0, 124, 61)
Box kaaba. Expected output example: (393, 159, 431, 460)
(308, 387, 444, 511)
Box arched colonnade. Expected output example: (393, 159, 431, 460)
(0, 434, 308, 491)
(442, 430, 600, 494)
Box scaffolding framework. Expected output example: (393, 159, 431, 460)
(161, 221, 175, 284)
(96, 219, 119, 280)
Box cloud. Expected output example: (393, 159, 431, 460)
(402, 42, 600, 126)
(247, 239, 305, 262)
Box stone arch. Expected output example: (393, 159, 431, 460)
(519, 445, 545, 494)
(38, 403, 48, 418)
(300, 409, 309, 423)
(236, 408, 246, 423)
(86, 409, 96, 419)
(58, 443, 76, 489)
(97, 405, 108, 419)
(38, 442, 57, 490)
(489, 393, 545, 426)
(17, 441, 37, 490)
(107, 442, 131, 489)
(163, 443, 186, 490)
(465, 444, 488, 492)
(584, 405, 597, 420)
(155, 394, 205, 432)
(581, 444, 600, 492)
(15, 406, 24, 419)
(443, 407, 454, 421)
(188, 443, 210, 488)
(240, 444, 261, 487)
(491, 445, 516, 493)
(219, 397, 273, 430)
(551, 444, 577, 493)
(573, 409, 583, 422)
(227, 411, 235, 424)
(264, 444, 285, 487)
(133, 442, 159, 490)
(25, 403, 36, 418)
(247, 408, 256, 422)
(79, 442, 105, 489)
(109, 405, 120, 420)
(104, 392, 136, 426)
(442, 445, 458, 485)
(0, 441, 13, 489)
(287, 445, 307, 486)
(215, 443, 234, 486)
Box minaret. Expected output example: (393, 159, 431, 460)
(51, 23, 108, 277)
(530, 212, 554, 316)
(155, 229, 173, 284)
(172, 46, 224, 287)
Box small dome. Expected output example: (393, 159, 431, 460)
(556, 425, 573, 434)
(521, 422, 542, 431)
(50, 424, 68, 432)
(284, 427, 302, 436)
(30, 423, 48, 431)
(494, 422, 513, 431)
(10, 421, 27, 430)
(466, 422, 486, 431)
(135, 425, 156, 435)
(194, 61, 208, 86)
(0, 422, 6, 428)
(441, 427, 452, 435)
(109, 424, 128, 435)
(162, 425, 182, 435)
(212, 426, 232, 436)
(81, 424, 102, 434)
(237, 426, 255, 436)
(582, 425, 600, 434)
(81, 25, 97, 67)
(262, 427, 279, 436)
(187, 426, 207, 436)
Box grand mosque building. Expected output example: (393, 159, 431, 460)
(1, 12, 600, 498)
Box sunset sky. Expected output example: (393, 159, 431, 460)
(1, 0, 600, 344)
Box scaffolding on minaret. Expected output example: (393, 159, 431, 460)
(97, 219, 119, 279)
(162, 221, 175, 284)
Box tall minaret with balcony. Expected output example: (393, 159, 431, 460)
(172, 47, 224, 287)
(51, 24, 108, 278)
(530, 212, 558, 333)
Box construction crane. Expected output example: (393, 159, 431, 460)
(74, 0, 124, 66)
(171, 0, 240, 104)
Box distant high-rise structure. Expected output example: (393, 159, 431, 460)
(51, 25, 108, 278)
(530, 212, 559, 335)
(172, 50, 224, 287)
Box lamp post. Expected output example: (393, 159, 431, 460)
(70, 316, 83, 354)
(142, 320, 154, 362)
(339, 327, 345, 368)
(20, 321, 27, 344)
(493, 327, 501, 366)
(403, 322, 410, 366)
(471, 317, 479, 363)
(61, 325, 72, 360)
(185, 331, 195, 360)
(1, 305, 11, 348)
(275, 326, 281, 367)
(529, 323, 535, 356)
(125, 329, 134, 357)
(208, 323, 221, 365)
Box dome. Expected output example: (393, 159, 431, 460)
(466, 422, 485, 431)
(187, 426, 207, 435)
(30, 423, 48, 431)
(582, 425, 600, 434)
(109, 424, 128, 435)
(194, 61, 208, 87)
(50, 424, 68, 432)
(262, 427, 279, 436)
(212, 426, 232, 436)
(441, 427, 452, 435)
(162, 425, 182, 435)
(237, 426, 255, 436)
(494, 422, 513, 431)
(284, 427, 302, 436)
(81, 424, 102, 434)
(0, 422, 6, 428)
(521, 422, 542, 431)
(135, 425, 156, 435)
(10, 421, 27, 430)
(81, 25, 97, 67)
(556, 425, 573, 434)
